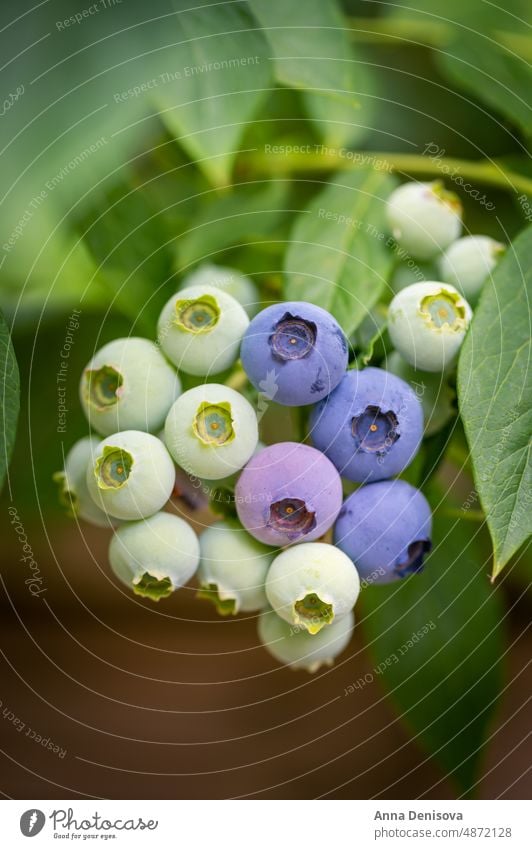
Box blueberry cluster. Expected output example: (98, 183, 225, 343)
(55, 185, 502, 673)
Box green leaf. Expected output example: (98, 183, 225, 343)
(249, 0, 375, 147)
(458, 226, 532, 579)
(178, 181, 289, 268)
(360, 500, 505, 795)
(154, 1, 271, 186)
(438, 36, 532, 140)
(0, 309, 20, 493)
(284, 169, 397, 335)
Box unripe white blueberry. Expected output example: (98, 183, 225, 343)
(183, 263, 259, 317)
(439, 235, 505, 300)
(388, 281, 472, 373)
(53, 437, 114, 527)
(86, 430, 175, 520)
(258, 608, 354, 672)
(109, 512, 200, 601)
(79, 337, 181, 436)
(165, 384, 258, 480)
(198, 521, 274, 614)
(157, 284, 249, 375)
(265, 543, 360, 635)
(387, 181, 462, 260)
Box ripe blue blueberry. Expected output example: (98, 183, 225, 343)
(87, 430, 175, 520)
(109, 511, 200, 600)
(310, 367, 424, 482)
(183, 263, 260, 317)
(197, 521, 274, 614)
(265, 542, 360, 635)
(387, 181, 462, 260)
(388, 281, 472, 373)
(157, 283, 249, 376)
(79, 337, 181, 436)
(53, 437, 115, 527)
(438, 235, 505, 301)
(334, 479, 432, 584)
(258, 608, 354, 672)
(165, 384, 258, 480)
(240, 301, 348, 406)
(235, 442, 343, 546)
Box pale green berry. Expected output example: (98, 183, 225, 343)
(86, 430, 175, 520)
(197, 521, 274, 614)
(109, 512, 199, 601)
(388, 281, 473, 373)
(387, 181, 462, 260)
(79, 337, 181, 436)
(386, 350, 455, 437)
(157, 284, 249, 375)
(265, 543, 360, 635)
(258, 608, 354, 672)
(165, 384, 258, 480)
(53, 437, 114, 527)
(183, 263, 259, 317)
(439, 235, 505, 301)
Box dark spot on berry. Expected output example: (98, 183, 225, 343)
(334, 326, 348, 354)
(394, 539, 432, 578)
(310, 368, 326, 394)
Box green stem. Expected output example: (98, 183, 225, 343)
(441, 508, 485, 523)
(348, 16, 532, 60)
(242, 150, 532, 197)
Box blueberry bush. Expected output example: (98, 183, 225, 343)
(1, 0, 530, 797)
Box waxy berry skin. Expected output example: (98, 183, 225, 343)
(265, 542, 360, 635)
(388, 281, 473, 373)
(386, 180, 462, 260)
(235, 442, 343, 547)
(334, 480, 432, 584)
(109, 512, 200, 601)
(258, 608, 355, 672)
(240, 301, 348, 407)
(54, 437, 114, 527)
(164, 384, 258, 481)
(79, 337, 181, 437)
(439, 235, 505, 301)
(310, 368, 424, 483)
(198, 521, 274, 614)
(157, 283, 249, 376)
(86, 430, 175, 521)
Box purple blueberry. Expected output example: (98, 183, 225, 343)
(235, 442, 343, 546)
(240, 301, 348, 406)
(310, 367, 423, 482)
(334, 479, 432, 584)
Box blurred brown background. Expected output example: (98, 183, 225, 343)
(1, 502, 530, 800)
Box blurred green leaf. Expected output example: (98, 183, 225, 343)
(438, 37, 532, 141)
(360, 498, 505, 795)
(178, 181, 290, 268)
(154, 1, 271, 186)
(249, 0, 376, 148)
(458, 225, 532, 579)
(0, 308, 20, 493)
(284, 168, 397, 335)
